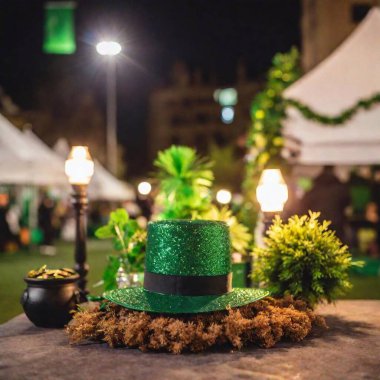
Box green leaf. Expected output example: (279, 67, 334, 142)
(95, 225, 114, 239)
(95, 207, 146, 291)
(110, 208, 129, 226)
(102, 255, 121, 291)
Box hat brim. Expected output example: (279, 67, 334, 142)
(103, 287, 269, 314)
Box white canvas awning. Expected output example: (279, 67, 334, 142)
(0, 112, 135, 201)
(89, 161, 135, 202)
(0, 115, 67, 185)
(282, 8, 380, 165)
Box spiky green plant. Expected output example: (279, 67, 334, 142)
(154, 145, 214, 219)
(194, 205, 252, 255)
(153, 145, 254, 256)
(242, 47, 300, 230)
(252, 212, 359, 306)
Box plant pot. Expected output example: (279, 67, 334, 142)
(21, 275, 80, 328)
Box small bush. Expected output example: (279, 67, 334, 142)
(252, 212, 355, 306)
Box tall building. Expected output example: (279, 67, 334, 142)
(147, 62, 259, 161)
(302, 0, 378, 71)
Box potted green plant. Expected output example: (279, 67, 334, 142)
(252, 211, 360, 307)
(95, 209, 146, 291)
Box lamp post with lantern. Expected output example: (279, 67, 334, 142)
(256, 168, 288, 233)
(65, 146, 94, 295)
(96, 40, 122, 176)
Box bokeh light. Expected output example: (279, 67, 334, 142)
(221, 107, 235, 124)
(137, 181, 152, 195)
(216, 189, 232, 204)
(96, 41, 122, 56)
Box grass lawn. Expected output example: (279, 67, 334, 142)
(0, 240, 380, 324)
(340, 275, 380, 300)
(0, 240, 112, 324)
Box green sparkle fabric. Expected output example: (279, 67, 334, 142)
(103, 219, 269, 314)
(104, 287, 270, 314)
(146, 220, 231, 276)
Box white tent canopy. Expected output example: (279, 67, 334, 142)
(89, 161, 135, 202)
(0, 114, 67, 185)
(0, 114, 135, 202)
(282, 8, 380, 166)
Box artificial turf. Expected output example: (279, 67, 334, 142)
(0, 240, 379, 324)
(0, 240, 111, 324)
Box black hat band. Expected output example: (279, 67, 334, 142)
(144, 271, 232, 296)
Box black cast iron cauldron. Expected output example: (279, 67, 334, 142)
(21, 274, 80, 328)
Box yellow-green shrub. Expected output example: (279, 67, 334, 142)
(252, 212, 356, 306)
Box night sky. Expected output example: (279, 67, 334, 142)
(0, 0, 300, 176)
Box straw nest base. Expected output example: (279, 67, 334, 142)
(66, 296, 327, 354)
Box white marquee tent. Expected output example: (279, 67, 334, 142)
(0, 113, 135, 202)
(90, 160, 135, 202)
(0, 114, 67, 185)
(282, 7, 380, 166)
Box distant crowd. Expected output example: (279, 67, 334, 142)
(1, 166, 380, 257)
(0, 192, 113, 254)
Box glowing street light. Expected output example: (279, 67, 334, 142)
(256, 169, 288, 213)
(96, 40, 122, 175)
(65, 146, 94, 295)
(137, 181, 152, 196)
(216, 189, 232, 205)
(65, 146, 94, 185)
(96, 41, 122, 56)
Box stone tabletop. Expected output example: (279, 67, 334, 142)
(1, 300, 380, 380)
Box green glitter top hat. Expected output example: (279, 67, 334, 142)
(104, 220, 269, 314)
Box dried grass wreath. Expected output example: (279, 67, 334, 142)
(67, 296, 327, 354)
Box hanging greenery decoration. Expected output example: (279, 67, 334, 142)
(241, 47, 301, 229)
(286, 94, 380, 125)
(242, 46, 380, 232)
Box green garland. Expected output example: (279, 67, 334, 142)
(286, 94, 380, 125)
(241, 47, 380, 231)
(241, 47, 300, 229)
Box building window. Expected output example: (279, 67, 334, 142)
(194, 134, 208, 152)
(196, 113, 209, 123)
(171, 115, 184, 127)
(351, 4, 371, 23)
(213, 132, 227, 146)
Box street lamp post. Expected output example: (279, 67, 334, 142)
(65, 146, 94, 295)
(96, 40, 122, 176)
(250, 168, 288, 287)
(256, 168, 288, 233)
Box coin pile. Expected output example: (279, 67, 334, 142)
(27, 265, 77, 279)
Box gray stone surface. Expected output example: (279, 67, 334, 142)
(0, 300, 379, 380)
